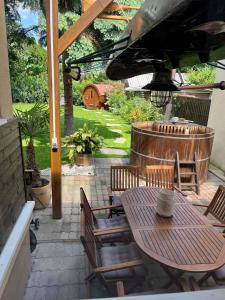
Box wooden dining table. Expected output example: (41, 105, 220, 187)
(121, 187, 225, 278)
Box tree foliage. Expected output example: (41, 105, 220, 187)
(11, 43, 48, 102)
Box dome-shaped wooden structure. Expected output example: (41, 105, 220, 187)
(82, 84, 114, 109)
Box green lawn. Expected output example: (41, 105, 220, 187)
(13, 104, 131, 169)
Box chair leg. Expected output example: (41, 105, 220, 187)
(179, 278, 192, 292)
(85, 272, 96, 282)
(189, 276, 200, 291)
(197, 272, 212, 286)
(162, 266, 184, 290)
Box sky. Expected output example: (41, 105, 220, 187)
(17, 4, 39, 28)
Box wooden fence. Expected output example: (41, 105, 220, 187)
(172, 93, 211, 126)
(0, 119, 26, 253)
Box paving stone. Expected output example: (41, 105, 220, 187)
(100, 147, 127, 155)
(106, 123, 121, 127)
(69, 231, 80, 239)
(115, 137, 126, 144)
(56, 284, 81, 300)
(32, 255, 86, 272)
(27, 270, 82, 287)
(24, 287, 46, 300)
(60, 232, 70, 239)
(110, 128, 122, 134)
(34, 243, 83, 259)
(70, 223, 79, 232)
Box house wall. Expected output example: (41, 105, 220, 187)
(207, 62, 225, 171)
(0, 119, 25, 253)
(0, 0, 13, 118)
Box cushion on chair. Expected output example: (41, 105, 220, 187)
(213, 265, 225, 281)
(96, 216, 129, 243)
(112, 195, 122, 206)
(100, 242, 145, 280)
(96, 216, 127, 229)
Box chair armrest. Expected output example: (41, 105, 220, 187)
(192, 203, 208, 208)
(174, 187, 187, 197)
(117, 281, 125, 297)
(93, 226, 130, 237)
(95, 259, 144, 274)
(91, 205, 122, 212)
(212, 223, 225, 228)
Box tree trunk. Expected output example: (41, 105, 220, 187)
(63, 52, 74, 136)
(26, 137, 40, 185)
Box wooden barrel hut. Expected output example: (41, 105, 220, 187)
(130, 121, 215, 183)
(82, 84, 113, 109)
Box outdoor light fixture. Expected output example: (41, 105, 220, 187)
(64, 65, 81, 81)
(143, 67, 179, 108)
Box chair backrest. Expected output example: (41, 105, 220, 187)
(80, 188, 98, 268)
(205, 185, 225, 224)
(145, 165, 175, 189)
(110, 165, 139, 191)
(80, 187, 96, 226)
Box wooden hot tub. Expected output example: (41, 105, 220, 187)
(130, 121, 215, 183)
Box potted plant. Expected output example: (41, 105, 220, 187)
(14, 102, 50, 209)
(64, 123, 103, 166)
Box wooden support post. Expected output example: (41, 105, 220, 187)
(46, 0, 62, 219)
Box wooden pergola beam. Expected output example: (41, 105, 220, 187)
(99, 15, 132, 21)
(58, 0, 114, 56)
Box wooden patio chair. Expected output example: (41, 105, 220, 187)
(145, 165, 175, 189)
(80, 187, 130, 243)
(80, 207, 145, 294)
(193, 185, 225, 229)
(108, 165, 139, 216)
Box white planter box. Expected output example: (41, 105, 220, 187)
(0, 201, 35, 300)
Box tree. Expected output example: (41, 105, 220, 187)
(5, 0, 47, 103)
(18, 0, 144, 136)
(10, 43, 48, 103)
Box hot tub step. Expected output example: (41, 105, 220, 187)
(181, 183, 198, 187)
(176, 152, 200, 195)
(180, 172, 196, 176)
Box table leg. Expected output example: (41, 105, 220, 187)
(162, 266, 184, 290)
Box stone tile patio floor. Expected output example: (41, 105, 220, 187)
(24, 158, 225, 300)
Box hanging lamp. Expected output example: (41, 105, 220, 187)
(143, 67, 179, 108)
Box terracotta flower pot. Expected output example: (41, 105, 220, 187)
(32, 178, 51, 210)
(76, 153, 92, 166)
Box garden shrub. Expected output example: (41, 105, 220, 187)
(107, 88, 162, 123)
(186, 65, 216, 85)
